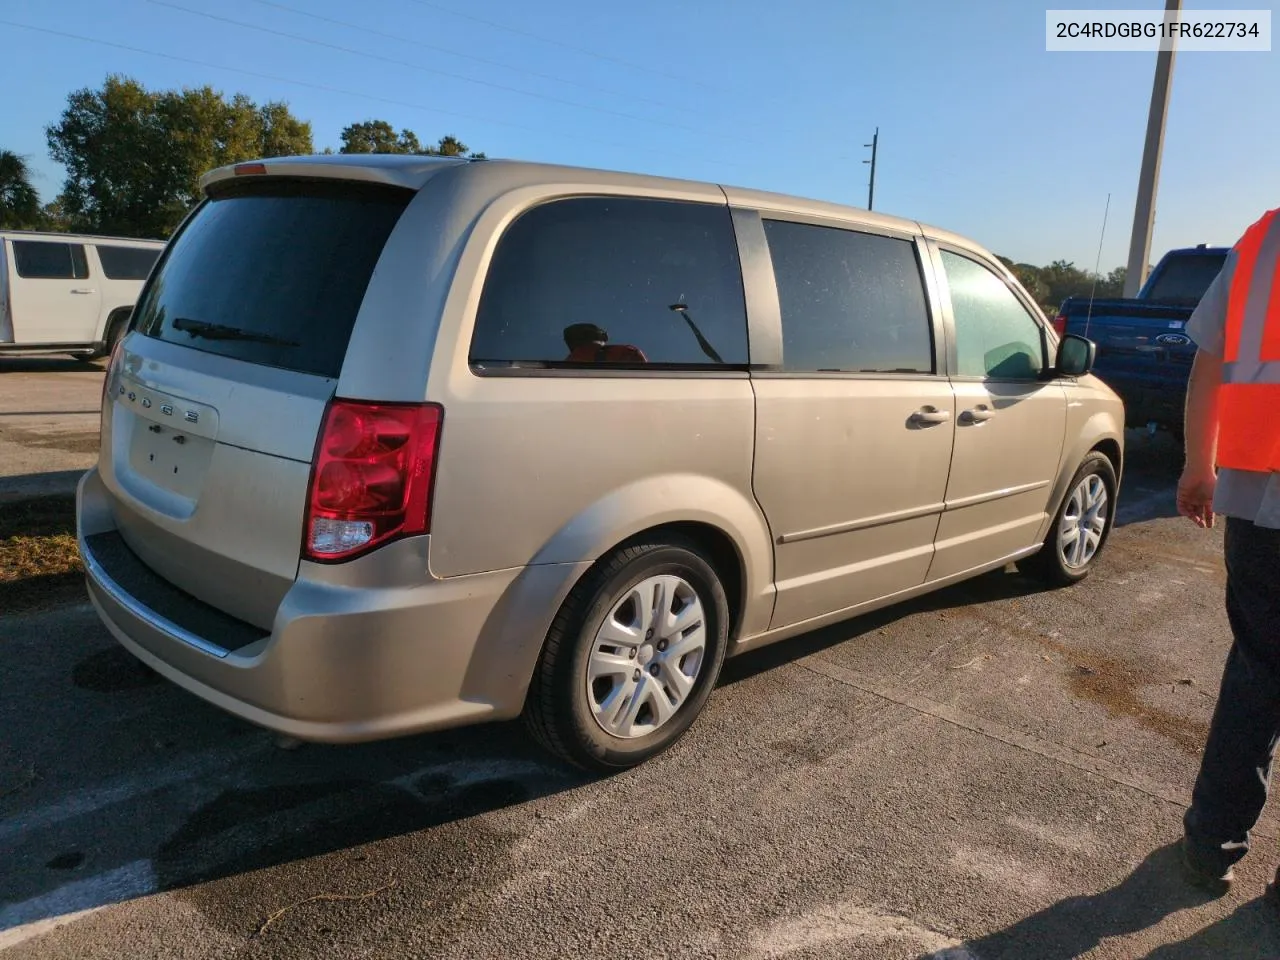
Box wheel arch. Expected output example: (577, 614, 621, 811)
(1036, 416, 1124, 544)
(458, 475, 776, 717)
(94, 306, 133, 358)
(613, 520, 747, 645)
(525, 473, 775, 642)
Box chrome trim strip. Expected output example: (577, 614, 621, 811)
(779, 501, 946, 544)
(80, 537, 230, 660)
(944, 479, 1051, 511)
(778, 479, 1051, 544)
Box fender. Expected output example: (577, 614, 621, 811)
(529, 472, 777, 641)
(1036, 407, 1124, 543)
(459, 473, 777, 715)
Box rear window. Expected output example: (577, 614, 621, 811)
(135, 179, 413, 379)
(470, 196, 748, 369)
(1142, 252, 1228, 307)
(96, 244, 162, 280)
(12, 240, 89, 280)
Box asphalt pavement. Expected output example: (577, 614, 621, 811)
(0, 357, 104, 501)
(0, 373, 1277, 958)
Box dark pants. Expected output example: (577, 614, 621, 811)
(1185, 517, 1280, 872)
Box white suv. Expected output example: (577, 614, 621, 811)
(0, 231, 165, 359)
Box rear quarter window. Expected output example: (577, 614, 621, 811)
(96, 245, 162, 280)
(470, 196, 748, 369)
(135, 179, 414, 379)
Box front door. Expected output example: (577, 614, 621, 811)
(928, 247, 1068, 581)
(8, 238, 100, 344)
(749, 216, 956, 630)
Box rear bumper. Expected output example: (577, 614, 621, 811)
(77, 468, 582, 742)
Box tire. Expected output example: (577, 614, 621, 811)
(1022, 452, 1118, 588)
(523, 537, 730, 772)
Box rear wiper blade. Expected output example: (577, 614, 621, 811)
(172, 317, 299, 347)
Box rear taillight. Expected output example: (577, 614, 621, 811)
(1052, 314, 1068, 337)
(303, 399, 443, 562)
(101, 339, 124, 409)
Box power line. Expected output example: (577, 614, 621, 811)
(145, 0, 767, 149)
(0, 18, 749, 168)
(398, 0, 730, 94)
(245, 0, 694, 116)
(249, 0, 846, 157)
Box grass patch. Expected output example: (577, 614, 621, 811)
(0, 495, 85, 614)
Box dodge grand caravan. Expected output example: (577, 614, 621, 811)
(77, 155, 1123, 771)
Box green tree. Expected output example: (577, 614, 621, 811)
(259, 101, 313, 158)
(340, 120, 420, 155)
(1095, 265, 1127, 298)
(46, 75, 313, 238)
(339, 120, 483, 158)
(428, 134, 485, 159)
(1041, 259, 1097, 306)
(0, 150, 43, 229)
(1013, 263, 1050, 305)
(40, 197, 72, 232)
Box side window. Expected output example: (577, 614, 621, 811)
(12, 241, 90, 280)
(762, 220, 933, 374)
(96, 245, 162, 280)
(940, 250, 1045, 380)
(471, 197, 748, 368)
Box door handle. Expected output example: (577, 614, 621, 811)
(909, 407, 953, 426)
(960, 406, 996, 424)
(70, 288, 96, 294)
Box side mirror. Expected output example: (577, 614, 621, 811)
(1056, 334, 1096, 377)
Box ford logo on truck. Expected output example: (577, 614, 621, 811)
(1156, 333, 1191, 346)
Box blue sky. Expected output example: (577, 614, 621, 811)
(1, 0, 1276, 269)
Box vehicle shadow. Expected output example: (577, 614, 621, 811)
(923, 843, 1280, 959)
(0, 628, 589, 940)
(720, 564, 1041, 688)
(0, 470, 88, 503)
(0, 357, 104, 374)
(1114, 430, 1181, 527)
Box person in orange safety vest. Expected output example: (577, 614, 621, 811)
(1177, 208, 1280, 899)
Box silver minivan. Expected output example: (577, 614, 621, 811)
(77, 155, 1123, 770)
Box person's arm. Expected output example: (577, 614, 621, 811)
(1177, 349, 1222, 528)
(1177, 253, 1233, 528)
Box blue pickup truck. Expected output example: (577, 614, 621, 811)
(1053, 244, 1229, 439)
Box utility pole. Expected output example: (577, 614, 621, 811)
(1123, 0, 1182, 297)
(863, 127, 879, 210)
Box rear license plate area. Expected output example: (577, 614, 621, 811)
(127, 421, 213, 501)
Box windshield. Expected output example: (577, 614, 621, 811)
(135, 178, 413, 379)
(1142, 252, 1228, 307)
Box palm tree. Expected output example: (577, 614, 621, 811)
(0, 151, 41, 229)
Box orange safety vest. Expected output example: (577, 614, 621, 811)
(1219, 208, 1280, 473)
